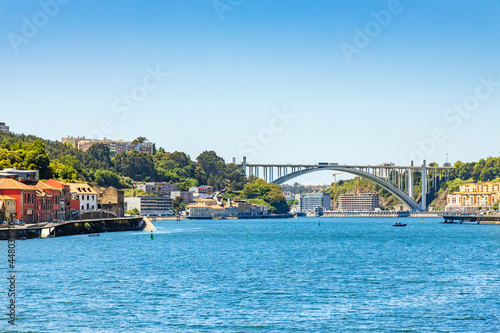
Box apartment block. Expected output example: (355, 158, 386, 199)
(339, 193, 379, 212)
(124, 196, 173, 216)
(298, 192, 331, 213)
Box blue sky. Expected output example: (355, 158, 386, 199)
(1, 0, 499, 184)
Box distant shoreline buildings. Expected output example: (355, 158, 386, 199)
(62, 136, 154, 155)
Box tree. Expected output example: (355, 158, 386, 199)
(126, 208, 140, 215)
(24, 139, 51, 178)
(240, 178, 289, 214)
(114, 150, 155, 181)
(226, 163, 247, 191)
(84, 143, 113, 170)
(173, 196, 186, 213)
(49, 159, 80, 181)
(131, 136, 148, 144)
(196, 151, 226, 186)
(94, 169, 122, 187)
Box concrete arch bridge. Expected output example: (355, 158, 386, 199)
(235, 158, 453, 211)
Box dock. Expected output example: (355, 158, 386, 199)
(442, 214, 500, 224)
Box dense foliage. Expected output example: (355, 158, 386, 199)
(225, 176, 290, 214)
(0, 132, 250, 197)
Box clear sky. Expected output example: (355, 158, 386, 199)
(1, 0, 499, 184)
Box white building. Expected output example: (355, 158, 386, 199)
(339, 193, 380, 212)
(68, 183, 98, 211)
(298, 193, 331, 213)
(124, 196, 173, 216)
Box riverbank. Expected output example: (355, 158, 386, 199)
(323, 211, 442, 218)
(0, 217, 149, 240)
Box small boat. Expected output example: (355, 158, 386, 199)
(88, 234, 100, 237)
(393, 222, 407, 227)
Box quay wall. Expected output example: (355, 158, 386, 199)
(0, 217, 146, 240)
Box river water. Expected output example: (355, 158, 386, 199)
(2, 217, 499, 332)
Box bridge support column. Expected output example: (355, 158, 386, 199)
(408, 169, 414, 200)
(421, 160, 427, 211)
(242, 156, 247, 176)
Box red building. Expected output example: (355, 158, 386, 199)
(36, 182, 62, 220)
(44, 179, 71, 220)
(0, 178, 36, 223)
(35, 190, 54, 222)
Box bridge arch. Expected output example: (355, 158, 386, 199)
(272, 166, 421, 210)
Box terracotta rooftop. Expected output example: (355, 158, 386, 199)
(0, 178, 35, 190)
(66, 183, 98, 195)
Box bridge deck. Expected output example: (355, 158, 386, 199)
(239, 163, 453, 170)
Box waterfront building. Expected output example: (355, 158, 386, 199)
(34, 189, 54, 222)
(0, 122, 10, 133)
(338, 193, 379, 212)
(185, 198, 264, 218)
(251, 204, 268, 216)
(124, 196, 173, 216)
(137, 182, 179, 196)
(44, 179, 71, 220)
(66, 183, 98, 212)
(0, 195, 17, 221)
(231, 199, 252, 216)
(95, 186, 125, 217)
(193, 198, 217, 206)
(186, 204, 212, 217)
(0, 178, 37, 223)
(170, 191, 194, 204)
(445, 182, 500, 211)
(185, 203, 238, 218)
(0, 176, 73, 223)
(36, 182, 62, 221)
(298, 193, 331, 213)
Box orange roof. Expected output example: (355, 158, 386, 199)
(44, 179, 66, 189)
(36, 182, 60, 191)
(0, 195, 15, 200)
(0, 178, 35, 190)
(66, 183, 98, 195)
